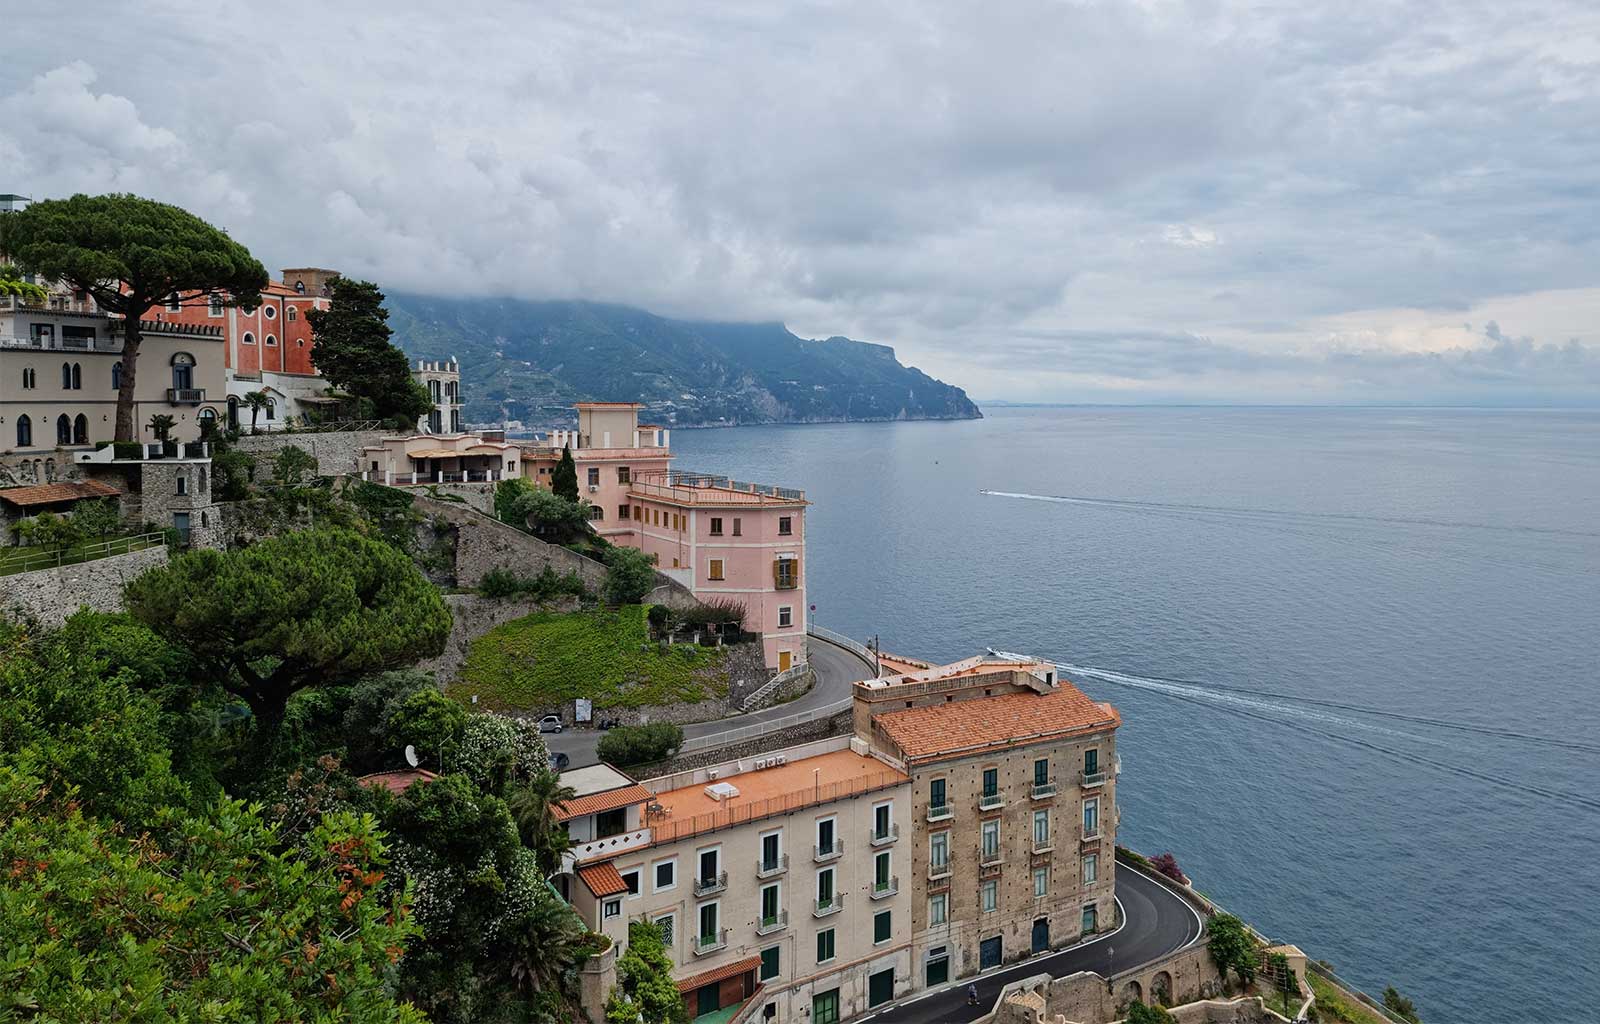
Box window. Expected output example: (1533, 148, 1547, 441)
(61, 362, 72, 389)
(707, 558, 724, 580)
(760, 883, 780, 928)
(709, 516, 723, 535)
(197, 467, 207, 492)
(587, 467, 600, 486)
(929, 893, 948, 925)
(731, 517, 741, 536)
(166, 293, 181, 311)
(778, 515, 792, 535)
(1034, 866, 1048, 899)
(816, 867, 835, 907)
(813, 990, 841, 1024)
(596, 807, 627, 838)
(15, 415, 31, 447)
(1034, 758, 1049, 787)
(760, 831, 782, 873)
(874, 851, 891, 891)
(621, 869, 641, 898)
(1085, 749, 1099, 776)
(55, 415, 70, 446)
(930, 831, 949, 873)
(778, 606, 792, 628)
(20, 367, 34, 390)
(111, 362, 121, 390)
(773, 556, 797, 589)
(287, 305, 296, 321)
(1033, 810, 1050, 848)
(242, 331, 255, 345)
(617, 466, 630, 483)
(176, 474, 188, 496)
(72, 415, 88, 445)
(1082, 905, 1098, 933)
(208, 294, 224, 317)
(618, 505, 630, 520)
(654, 858, 676, 892)
(873, 909, 891, 944)
(603, 898, 621, 919)
(815, 929, 836, 965)
(698, 847, 720, 886)
(265, 398, 275, 420)
(1083, 798, 1099, 837)
(981, 879, 998, 913)
(929, 778, 946, 811)
(294, 280, 306, 294)
(698, 902, 719, 943)
(982, 768, 999, 798)
(589, 506, 605, 521)
(1083, 854, 1098, 884)
(873, 802, 892, 840)
(263, 305, 276, 320)
(760, 945, 780, 981)
(653, 913, 675, 945)
(265, 334, 276, 346)
(816, 817, 836, 856)
(71, 363, 81, 389)
(632, 505, 642, 520)
(981, 821, 1001, 861)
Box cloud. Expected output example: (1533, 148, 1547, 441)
(3, 1, 1600, 404)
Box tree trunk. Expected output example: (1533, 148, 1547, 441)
(115, 318, 143, 443)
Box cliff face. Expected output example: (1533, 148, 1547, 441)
(386, 295, 982, 427)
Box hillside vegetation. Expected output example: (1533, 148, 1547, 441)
(458, 604, 733, 709)
(386, 295, 982, 427)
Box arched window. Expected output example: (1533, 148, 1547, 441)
(226, 396, 240, 429)
(72, 414, 88, 445)
(201, 511, 209, 528)
(62, 362, 72, 388)
(287, 306, 297, 321)
(265, 334, 277, 347)
(71, 363, 81, 390)
(171, 352, 195, 392)
(198, 407, 217, 428)
(294, 280, 306, 294)
(55, 414, 71, 446)
(242, 332, 255, 345)
(21, 367, 34, 389)
(176, 473, 187, 496)
(266, 398, 277, 420)
(111, 361, 122, 390)
(198, 466, 208, 492)
(16, 415, 31, 447)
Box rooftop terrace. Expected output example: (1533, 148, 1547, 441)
(629, 469, 806, 507)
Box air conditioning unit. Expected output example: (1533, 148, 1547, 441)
(773, 754, 787, 766)
(588, 484, 599, 492)
(706, 768, 719, 780)
(754, 758, 769, 770)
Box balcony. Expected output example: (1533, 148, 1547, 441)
(568, 827, 653, 866)
(166, 388, 206, 405)
(926, 802, 953, 823)
(813, 893, 844, 918)
(814, 839, 844, 863)
(927, 859, 951, 881)
(869, 823, 899, 847)
(693, 929, 729, 956)
(978, 792, 1005, 812)
(1031, 781, 1057, 800)
(980, 848, 1002, 868)
(1032, 840, 1054, 856)
(870, 876, 899, 900)
(1080, 769, 1106, 789)
(756, 854, 789, 880)
(756, 910, 788, 936)
(1080, 825, 1101, 844)
(693, 871, 729, 897)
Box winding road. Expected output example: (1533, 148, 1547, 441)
(864, 867, 1206, 1024)
(545, 632, 874, 769)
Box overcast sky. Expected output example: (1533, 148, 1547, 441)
(6, 1, 1600, 404)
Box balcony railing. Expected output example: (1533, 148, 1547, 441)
(813, 893, 844, 918)
(693, 871, 729, 897)
(928, 861, 951, 881)
(869, 823, 899, 847)
(756, 911, 788, 936)
(870, 876, 899, 900)
(166, 387, 206, 405)
(693, 929, 729, 956)
(979, 792, 1005, 812)
(1081, 770, 1107, 788)
(756, 855, 789, 880)
(926, 802, 953, 823)
(814, 840, 844, 863)
(980, 847, 1002, 867)
(1031, 781, 1057, 799)
(1032, 840, 1054, 855)
(568, 827, 654, 866)
(1081, 824, 1101, 843)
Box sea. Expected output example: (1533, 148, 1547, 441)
(673, 406, 1600, 1024)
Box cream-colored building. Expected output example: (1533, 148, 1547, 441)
(414, 358, 462, 434)
(359, 431, 521, 484)
(560, 740, 914, 1024)
(1, 299, 228, 456)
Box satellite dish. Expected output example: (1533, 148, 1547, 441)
(404, 744, 420, 768)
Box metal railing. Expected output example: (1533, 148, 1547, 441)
(814, 839, 844, 862)
(807, 623, 881, 675)
(869, 823, 899, 846)
(1031, 781, 1057, 799)
(648, 771, 902, 845)
(926, 802, 953, 822)
(0, 532, 166, 578)
(677, 695, 852, 754)
(166, 388, 206, 404)
(755, 911, 788, 936)
(756, 855, 789, 879)
(979, 792, 1005, 811)
(812, 893, 843, 917)
(870, 876, 899, 899)
(693, 928, 729, 955)
(692, 871, 728, 896)
(1081, 769, 1106, 788)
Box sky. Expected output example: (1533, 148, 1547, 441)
(5, 1, 1600, 405)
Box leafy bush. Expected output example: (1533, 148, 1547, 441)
(211, 445, 256, 501)
(11, 511, 82, 553)
(596, 723, 683, 767)
(605, 921, 686, 1024)
(479, 565, 588, 601)
(603, 546, 657, 605)
(511, 487, 592, 542)
(1206, 913, 1258, 987)
(1125, 1003, 1176, 1024)
(1383, 986, 1421, 1024)
(1149, 851, 1188, 884)
(678, 597, 747, 631)
(272, 443, 318, 486)
(646, 604, 673, 637)
(72, 498, 120, 539)
(454, 713, 551, 796)
(1267, 952, 1302, 1017)
(494, 476, 536, 523)
(113, 441, 143, 460)
(385, 688, 468, 767)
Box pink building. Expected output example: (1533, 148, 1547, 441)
(521, 403, 807, 671)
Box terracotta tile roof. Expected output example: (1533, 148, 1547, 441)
(0, 479, 121, 507)
(354, 769, 438, 794)
(577, 861, 628, 898)
(875, 684, 1120, 763)
(675, 955, 761, 993)
(552, 783, 653, 822)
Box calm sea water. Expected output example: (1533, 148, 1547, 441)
(675, 407, 1600, 1024)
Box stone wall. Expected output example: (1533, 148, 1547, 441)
(643, 708, 853, 775)
(980, 943, 1228, 1024)
(418, 592, 582, 683)
(0, 545, 168, 627)
(400, 481, 495, 514)
(234, 430, 386, 476)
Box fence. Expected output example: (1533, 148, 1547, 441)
(0, 532, 166, 577)
(807, 623, 881, 676)
(1305, 961, 1413, 1024)
(677, 696, 852, 754)
(646, 769, 905, 844)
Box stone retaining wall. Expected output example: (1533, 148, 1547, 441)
(0, 545, 169, 627)
(642, 709, 853, 775)
(234, 430, 386, 476)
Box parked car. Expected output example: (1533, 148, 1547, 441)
(548, 751, 571, 771)
(537, 714, 563, 734)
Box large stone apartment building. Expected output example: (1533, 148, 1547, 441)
(555, 649, 1121, 1024)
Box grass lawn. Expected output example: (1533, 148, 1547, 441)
(1307, 971, 1394, 1024)
(0, 533, 162, 577)
(457, 604, 733, 710)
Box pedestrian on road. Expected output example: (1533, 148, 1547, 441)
(967, 983, 979, 1006)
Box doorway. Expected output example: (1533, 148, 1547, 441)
(926, 951, 949, 988)
(695, 984, 720, 1018)
(868, 968, 894, 1007)
(979, 935, 1002, 970)
(1032, 917, 1049, 954)
(778, 650, 792, 672)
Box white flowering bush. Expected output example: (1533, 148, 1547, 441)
(456, 712, 550, 794)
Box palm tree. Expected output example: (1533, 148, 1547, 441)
(507, 771, 578, 875)
(505, 884, 596, 1001)
(145, 413, 176, 442)
(243, 390, 268, 434)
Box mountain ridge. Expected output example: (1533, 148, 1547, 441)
(385, 294, 982, 428)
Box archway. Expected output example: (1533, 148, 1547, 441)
(1151, 971, 1173, 1007)
(1120, 980, 1143, 1007)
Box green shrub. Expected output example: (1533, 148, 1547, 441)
(596, 723, 683, 767)
(603, 546, 656, 605)
(479, 565, 588, 601)
(1206, 913, 1258, 987)
(1125, 1003, 1176, 1024)
(493, 477, 536, 524)
(113, 441, 143, 460)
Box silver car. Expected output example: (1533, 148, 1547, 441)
(537, 714, 563, 734)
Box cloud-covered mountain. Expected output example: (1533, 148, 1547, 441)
(386, 295, 981, 427)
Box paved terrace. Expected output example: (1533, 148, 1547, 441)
(629, 470, 807, 506)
